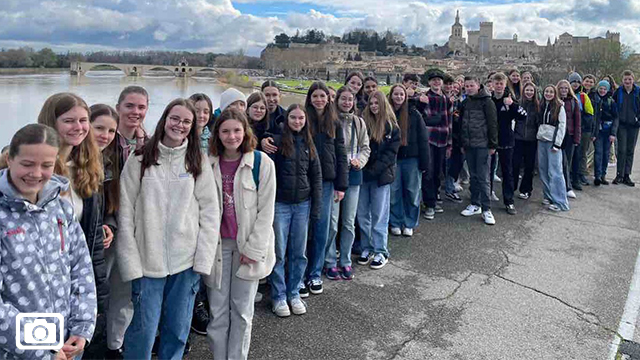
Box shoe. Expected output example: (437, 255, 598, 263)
(370, 253, 388, 270)
(436, 193, 443, 204)
(151, 335, 159, 356)
(461, 178, 470, 185)
(308, 279, 323, 295)
(424, 208, 435, 220)
(445, 192, 463, 203)
(390, 227, 401, 236)
(434, 204, 444, 213)
(573, 183, 583, 191)
(341, 266, 354, 280)
(494, 175, 502, 183)
(624, 176, 636, 187)
(454, 182, 464, 193)
(190, 301, 209, 335)
(299, 283, 309, 298)
(290, 298, 307, 315)
(505, 204, 517, 215)
(402, 228, 413, 237)
(184, 341, 192, 355)
(567, 190, 577, 199)
(518, 192, 530, 200)
(255, 291, 263, 303)
(542, 199, 551, 205)
(461, 204, 481, 216)
(357, 249, 373, 265)
(548, 204, 561, 212)
(580, 176, 590, 186)
(601, 177, 610, 185)
(613, 175, 622, 184)
(594, 178, 601, 186)
(482, 210, 496, 225)
(105, 348, 124, 360)
(491, 191, 500, 201)
(272, 299, 291, 317)
(325, 267, 340, 280)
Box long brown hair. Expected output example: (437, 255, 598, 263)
(388, 84, 409, 146)
(246, 92, 269, 123)
(507, 68, 522, 99)
(521, 82, 540, 113)
(1, 124, 60, 170)
(210, 108, 257, 156)
(363, 91, 397, 143)
(305, 81, 337, 138)
(37, 92, 103, 198)
(137, 98, 202, 180)
(281, 104, 317, 159)
(90, 103, 120, 214)
(541, 85, 563, 125)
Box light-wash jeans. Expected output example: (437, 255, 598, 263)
(206, 238, 259, 360)
(389, 158, 422, 230)
(104, 246, 133, 351)
(124, 268, 200, 360)
(269, 200, 310, 302)
(325, 184, 360, 268)
(538, 141, 569, 211)
(306, 181, 334, 281)
(357, 181, 391, 257)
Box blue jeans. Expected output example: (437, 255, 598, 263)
(538, 141, 569, 211)
(466, 147, 491, 211)
(270, 200, 310, 301)
(445, 147, 465, 194)
(306, 181, 334, 281)
(390, 158, 421, 229)
(357, 181, 390, 257)
(594, 129, 612, 179)
(124, 268, 200, 360)
(326, 184, 360, 268)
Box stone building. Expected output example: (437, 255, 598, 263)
(261, 40, 359, 73)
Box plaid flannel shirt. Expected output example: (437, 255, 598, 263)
(424, 90, 453, 148)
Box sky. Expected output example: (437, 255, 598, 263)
(0, 0, 638, 56)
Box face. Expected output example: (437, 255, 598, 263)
(456, 77, 464, 88)
(583, 78, 595, 90)
(598, 86, 608, 96)
(369, 97, 380, 115)
(429, 77, 443, 90)
(6, 143, 58, 203)
(570, 82, 580, 91)
(452, 83, 461, 95)
(509, 72, 521, 84)
(228, 101, 246, 113)
(403, 80, 418, 90)
(485, 80, 494, 92)
(328, 88, 336, 102)
(493, 80, 506, 94)
(248, 100, 267, 122)
(558, 83, 570, 98)
(544, 87, 556, 101)
(364, 81, 378, 97)
(55, 106, 90, 147)
(623, 75, 635, 88)
(523, 86, 535, 100)
(465, 80, 479, 95)
(263, 86, 281, 113)
(162, 105, 193, 146)
(391, 87, 406, 107)
(91, 115, 118, 151)
(310, 89, 328, 111)
(522, 73, 532, 83)
(287, 108, 306, 132)
(337, 91, 354, 113)
(117, 93, 148, 130)
(194, 100, 211, 130)
(443, 83, 453, 94)
(347, 76, 363, 94)
(218, 119, 244, 152)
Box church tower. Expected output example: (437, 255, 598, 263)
(448, 10, 466, 56)
(451, 10, 463, 38)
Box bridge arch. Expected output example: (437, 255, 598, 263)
(193, 68, 221, 76)
(83, 63, 127, 75)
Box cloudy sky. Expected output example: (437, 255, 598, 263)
(0, 0, 638, 55)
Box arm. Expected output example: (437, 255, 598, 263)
(309, 149, 323, 220)
(373, 126, 401, 179)
(0, 243, 32, 359)
(116, 156, 144, 282)
(242, 155, 276, 262)
(356, 117, 371, 168)
(192, 157, 220, 275)
(611, 101, 619, 137)
(573, 100, 582, 144)
(87, 194, 109, 314)
(333, 121, 350, 192)
(554, 107, 567, 149)
(485, 100, 499, 150)
(414, 110, 431, 171)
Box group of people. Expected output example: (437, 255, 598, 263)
(0, 67, 638, 360)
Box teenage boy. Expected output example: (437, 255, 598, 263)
(457, 76, 498, 225)
(568, 72, 595, 189)
(444, 74, 465, 202)
(612, 70, 640, 186)
(490, 72, 526, 215)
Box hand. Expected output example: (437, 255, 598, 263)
(551, 147, 559, 153)
(419, 94, 429, 104)
(334, 190, 345, 202)
(102, 225, 114, 249)
(240, 254, 257, 264)
(62, 335, 86, 359)
(609, 135, 616, 143)
(406, 88, 415, 97)
(54, 351, 68, 360)
(460, 147, 465, 155)
(350, 158, 360, 169)
(489, 149, 496, 155)
(261, 138, 277, 154)
(446, 147, 452, 159)
(591, 137, 596, 142)
(504, 95, 513, 106)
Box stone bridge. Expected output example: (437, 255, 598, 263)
(70, 61, 263, 77)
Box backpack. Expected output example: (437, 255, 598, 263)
(252, 150, 261, 189)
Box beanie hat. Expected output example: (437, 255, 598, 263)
(219, 88, 246, 112)
(598, 80, 611, 92)
(568, 72, 582, 84)
(426, 68, 445, 81)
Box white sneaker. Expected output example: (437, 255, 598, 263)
(542, 199, 551, 205)
(548, 204, 561, 212)
(402, 228, 413, 237)
(567, 190, 577, 199)
(454, 182, 464, 193)
(494, 175, 502, 183)
(461, 204, 481, 216)
(290, 298, 307, 315)
(482, 210, 496, 225)
(272, 299, 290, 317)
(390, 227, 402, 236)
(491, 191, 500, 201)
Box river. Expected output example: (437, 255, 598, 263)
(0, 70, 302, 148)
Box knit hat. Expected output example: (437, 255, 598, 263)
(598, 80, 611, 92)
(426, 68, 445, 81)
(219, 88, 246, 112)
(568, 72, 582, 84)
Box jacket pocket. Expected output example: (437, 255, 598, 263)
(242, 178, 258, 209)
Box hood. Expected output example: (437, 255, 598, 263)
(0, 168, 69, 208)
(470, 85, 492, 99)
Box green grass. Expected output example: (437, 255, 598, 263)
(255, 79, 391, 95)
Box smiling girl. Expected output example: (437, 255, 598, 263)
(246, 92, 270, 144)
(345, 71, 365, 114)
(189, 93, 213, 154)
(116, 86, 149, 166)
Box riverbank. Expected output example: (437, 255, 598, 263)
(0, 68, 66, 75)
(254, 79, 392, 95)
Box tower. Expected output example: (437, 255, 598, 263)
(451, 10, 463, 38)
(448, 10, 467, 56)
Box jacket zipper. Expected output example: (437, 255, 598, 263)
(294, 136, 300, 201)
(58, 218, 65, 253)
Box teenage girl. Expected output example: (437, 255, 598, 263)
(117, 98, 219, 359)
(345, 71, 365, 114)
(357, 91, 401, 270)
(592, 80, 619, 186)
(556, 80, 582, 199)
(0, 124, 98, 360)
(246, 92, 270, 142)
(204, 108, 276, 360)
(189, 93, 213, 154)
(513, 82, 540, 200)
(363, 76, 379, 103)
(508, 69, 522, 101)
(261, 81, 285, 153)
(116, 86, 149, 166)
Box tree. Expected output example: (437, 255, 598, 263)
(32, 48, 57, 68)
(274, 33, 291, 48)
(571, 41, 633, 79)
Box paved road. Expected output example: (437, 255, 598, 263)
(183, 150, 640, 360)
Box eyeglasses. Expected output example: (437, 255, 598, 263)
(168, 116, 193, 127)
(250, 105, 267, 112)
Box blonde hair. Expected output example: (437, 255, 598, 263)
(363, 91, 397, 143)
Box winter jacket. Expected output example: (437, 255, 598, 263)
(338, 112, 371, 169)
(251, 119, 270, 147)
(117, 140, 220, 282)
(576, 91, 596, 135)
(79, 192, 109, 314)
(515, 100, 540, 142)
(458, 86, 499, 149)
(311, 120, 349, 192)
(269, 131, 323, 219)
(0, 170, 97, 360)
(204, 151, 276, 289)
(395, 107, 430, 171)
(492, 90, 527, 148)
(561, 96, 582, 145)
(356, 94, 368, 116)
(613, 84, 640, 126)
(266, 105, 286, 131)
(363, 122, 401, 186)
(423, 90, 453, 148)
(537, 102, 567, 149)
(594, 93, 619, 135)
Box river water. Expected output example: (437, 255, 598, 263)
(0, 70, 302, 148)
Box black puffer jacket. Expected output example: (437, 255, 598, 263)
(363, 122, 401, 186)
(311, 120, 349, 192)
(492, 90, 527, 148)
(80, 192, 109, 314)
(459, 86, 499, 149)
(395, 107, 430, 171)
(515, 100, 540, 142)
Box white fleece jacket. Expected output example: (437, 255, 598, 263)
(117, 140, 220, 282)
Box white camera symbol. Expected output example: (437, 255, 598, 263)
(16, 313, 64, 350)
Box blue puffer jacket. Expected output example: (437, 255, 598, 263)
(0, 170, 97, 360)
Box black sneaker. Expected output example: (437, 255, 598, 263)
(445, 192, 462, 203)
(573, 182, 583, 191)
(601, 178, 610, 185)
(105, 348, 124, 360)
(613, 175, 623, 184)
(191, 301, 209, 335)
(308, 279, 323, 295)
(357, 250, 373, 265)
(505, 204, 517, 215)
(299, 284, 310, 298)
(370, 253, 388, 270)
(580, 176, 590, 186)
(594, 178, 601, 186)
(624, 176, 636, 187)
(436, 193, 443, 204)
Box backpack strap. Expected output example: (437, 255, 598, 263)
(252, 150, 261, 189)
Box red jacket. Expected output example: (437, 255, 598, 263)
(562, 97, 582, 145)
